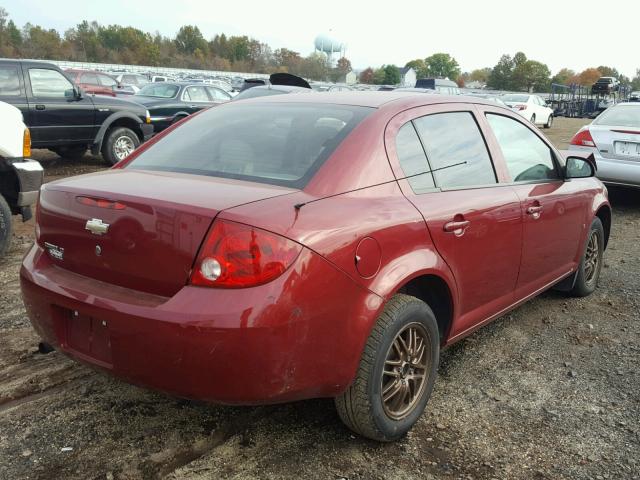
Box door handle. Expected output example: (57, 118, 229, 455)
(35, 104, 46, 110)
(526, 205, 543, 219)
(443, 220, 471, 236)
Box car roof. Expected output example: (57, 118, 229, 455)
(236, 90, 505, 110)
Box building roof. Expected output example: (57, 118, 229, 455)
(398, 67, 414, 76)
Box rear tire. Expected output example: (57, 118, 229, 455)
(0, 194, 13, 258)
(544, 114, 553, 129)
(335, 294, 439, 442)
(530, 114, 536, 124)
(101, 127, 140, 165)
(569, 217, 604, 297)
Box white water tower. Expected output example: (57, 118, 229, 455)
(314, 32, 346, 67)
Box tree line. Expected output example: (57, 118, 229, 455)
(1, 8, 639, 90)
(0, 8, 351, 81)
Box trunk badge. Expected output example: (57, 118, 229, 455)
(95, 245, 102, 256)
(44, 242, 64, 261)
(85, 218, 110, 236)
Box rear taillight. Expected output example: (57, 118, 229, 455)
(516, 104, 527, 111)
(190, 219, 302, 288)
(570, 128, 596, 147)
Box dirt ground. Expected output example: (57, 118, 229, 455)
(1, 117, 638, 480)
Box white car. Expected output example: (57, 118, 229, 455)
(568, 102, 640, 188)
(0, 101, 43, 257)
(502, 94, 554, 128)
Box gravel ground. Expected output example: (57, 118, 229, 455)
(0, 117, 638, 480)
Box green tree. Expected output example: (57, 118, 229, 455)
(469, 68, 491, 83)
(174, 25, 207, 55)
(596, 66, 619, 78)
(383, 64, 400, 84)
(631, 69, 640, 90)
(424, 53, 460, 80)
(512, 60, 550, 92)
(551, 68, 576, 86)
(405, 59, 427, 78)
(299, 52, 328, 80)
(487, 54, 514, 90)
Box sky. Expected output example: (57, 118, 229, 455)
(3, 0, 638, 77)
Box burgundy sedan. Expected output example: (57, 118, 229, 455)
(21, 92, 611, 441)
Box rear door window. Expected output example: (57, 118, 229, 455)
(486, 114, 559, 182)
(0, 65, 23, 96)
(395, 123, 435, 193)
(183, 86, 210, 102)
(413, 112, 497, 188)
(206, 87, 231, 101)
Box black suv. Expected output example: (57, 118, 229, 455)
(0, 60, 153, 165)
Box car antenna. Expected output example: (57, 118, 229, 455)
(293, 161, 467, 210)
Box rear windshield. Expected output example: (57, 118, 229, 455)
(503, 94, 530, 102)
(594, 105, 640, 127)
(138, 84, 179, 98)
(127, 103, 372, 188)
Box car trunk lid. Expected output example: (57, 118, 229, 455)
(589, 125, 640, 161)
(37, 169, 296, 297)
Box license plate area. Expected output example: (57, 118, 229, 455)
(614, 141, 640, 157)
(63, 309, 113, 367)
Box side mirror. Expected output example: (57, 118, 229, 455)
(69, 86, 83, 99)
(565, 155, 596, 179)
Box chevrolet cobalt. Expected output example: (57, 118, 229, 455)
(21, 92, 611, 441)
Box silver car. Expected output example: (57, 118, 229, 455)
(568, 102, 640, 188)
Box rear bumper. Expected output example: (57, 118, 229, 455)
(20, 244, 383, 404)
(568, 145, 640, 188)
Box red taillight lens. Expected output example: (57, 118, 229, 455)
(570, 128, 596, 147)
(190, 220, 302, 288)
(516, 104, 527, 111)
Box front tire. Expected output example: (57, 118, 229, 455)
(102, 127, 140, 165)
(335, 294, 439, 441)
(569, 217, 604, 297)
(544, 114, 553, 129)
(530, 114, 536, 124)
(0, 194, 13, 258)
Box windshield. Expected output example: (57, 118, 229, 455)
(127, 103, 372, 188)
(594, 105, 640, 128)
(137, 83, 179, 98)
(502, 94, 530, 103)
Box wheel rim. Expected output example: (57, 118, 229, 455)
(584, 231, 600, 284)
(548, 116, 553, 126)
(531, 115, 536, 123)
(113, 136, 135, 160)
(381, 322, 431, 420)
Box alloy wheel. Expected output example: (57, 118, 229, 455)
(381, 322, 431, 420)
(584, 231, 600, 285)
(113, 136, 135, 160)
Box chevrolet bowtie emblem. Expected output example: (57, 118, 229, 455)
(85, 218, 110, 236)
